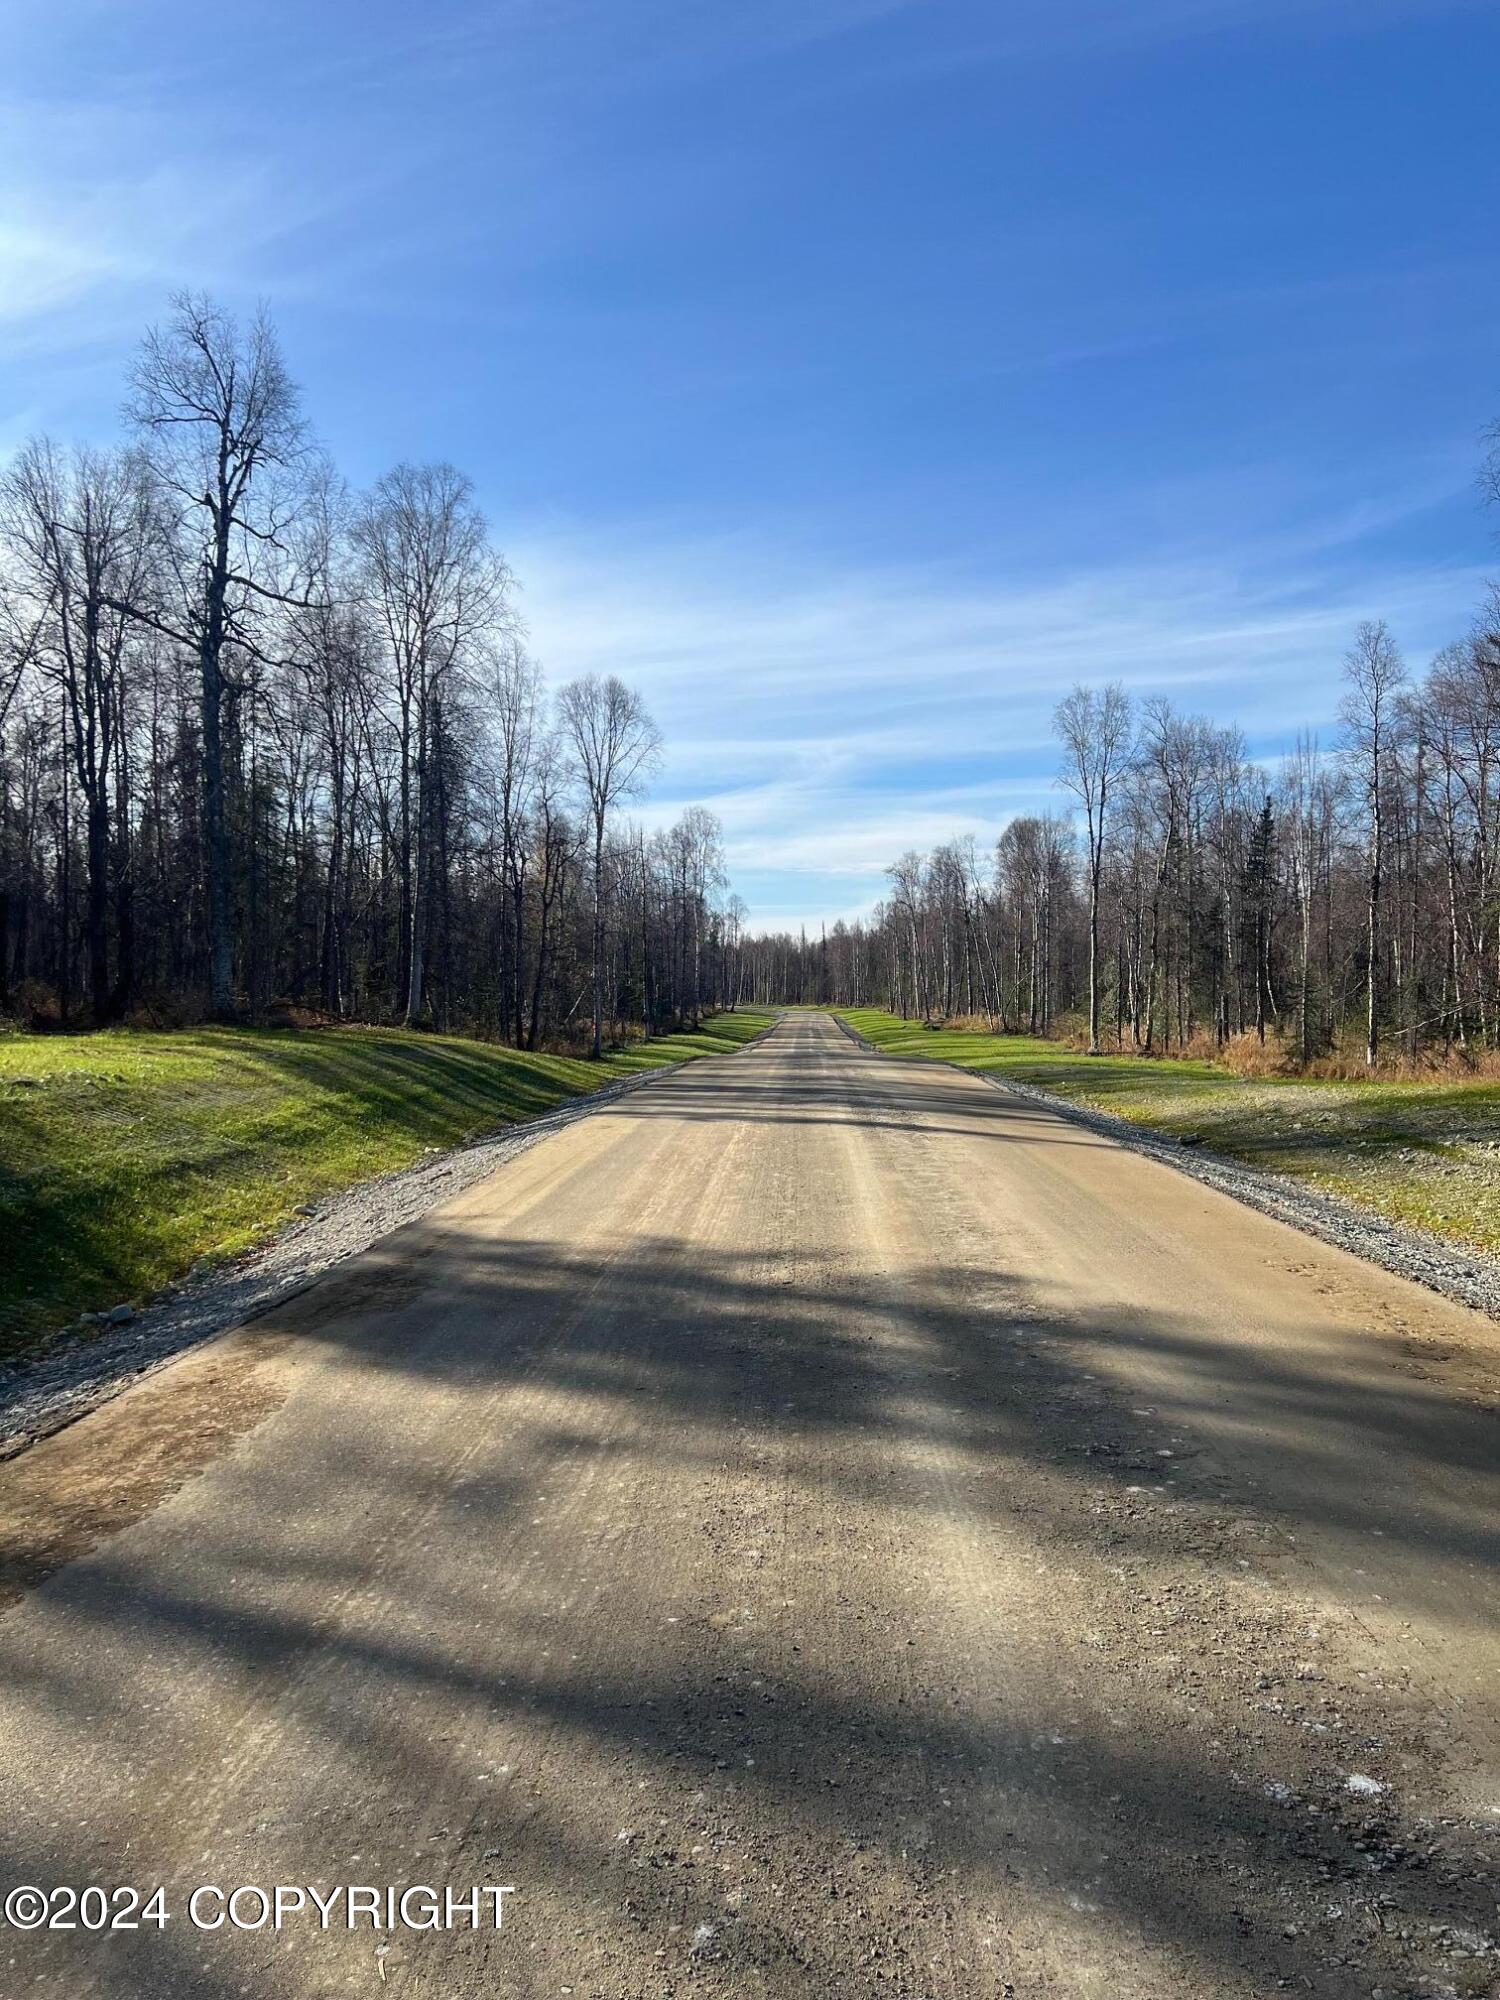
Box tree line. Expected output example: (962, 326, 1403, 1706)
(0, 295, 749, 1050)
(744, 588, 1500, 1071)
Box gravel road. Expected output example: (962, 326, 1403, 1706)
(0, 1011, 1496, 1998)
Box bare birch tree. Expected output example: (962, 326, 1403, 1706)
(352, 463, 512, 1025)
(1054, 681, 1132, 1053)
(557, 674, 661, 1057)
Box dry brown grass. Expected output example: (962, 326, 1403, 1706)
(913, 1011, 1500, 1084)
(1207, 1030, 1500, 1082)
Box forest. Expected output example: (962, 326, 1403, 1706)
(0, 295, 746, 1053)
(8, 290, 1500, 1080)
(743, 585, 1500, 1072)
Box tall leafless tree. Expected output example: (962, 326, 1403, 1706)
(1340, 620, 1406, 1068)
(1054, 681, 1133, 1054)
(0, 442, 157, 1018)
(352, 463, 512, 1025)
(557, 674, 661, 1057)
(126, 294, 308, 1017)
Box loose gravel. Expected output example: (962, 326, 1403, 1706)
(834, 1015, 1500, 1324)
(0, 1060, 693, 1459)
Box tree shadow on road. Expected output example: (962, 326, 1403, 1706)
(2, 1204, 1497, 1996)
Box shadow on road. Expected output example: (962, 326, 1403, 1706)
(1, 1015, 1496, 1997)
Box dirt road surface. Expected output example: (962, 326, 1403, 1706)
(1, 1011, 1497, 1998)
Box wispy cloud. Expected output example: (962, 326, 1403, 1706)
(0, 82, 364, 389)
(514, 519, 1490, 931)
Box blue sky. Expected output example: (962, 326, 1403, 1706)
(3, 0, 1498, 930)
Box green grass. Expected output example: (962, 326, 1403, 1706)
(0, 1009, 771, 1362)
(839, 1009, 1500, 1259)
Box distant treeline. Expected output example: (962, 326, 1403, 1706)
(0, 295, 746, 1049)
(743, 567, 1500, 1070)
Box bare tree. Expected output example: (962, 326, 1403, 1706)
(1340, 620, 1406, 1068)
(490, 637, 543, 1044)
(1427, 640, 1487, 1048)
(352, 463, 512, 1024)
(1054, 681, 1133, 1053)
(886, 852, 926, 1020)
(0, 441, 157, 1019)
(669, 804, 724, 1027)
(283, 471, 371, 1016)
(557, 674, 661, 1057)
(126, 294, 307, 1017)
(524, 733, 575, 1051)
(1281, 734, 1338, 1065)
(0, 297, 742, 1045)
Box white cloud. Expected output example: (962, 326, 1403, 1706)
(0, 77, 390, 392)
(511, 521, 1490, 932)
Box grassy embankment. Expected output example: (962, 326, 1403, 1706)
(839, 1008, 1500, 1259)
(0, 1010, 771, 1363)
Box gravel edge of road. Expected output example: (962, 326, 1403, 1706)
(0, 1035, 771, 1461)
(832, 1013, 1500, 1323)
